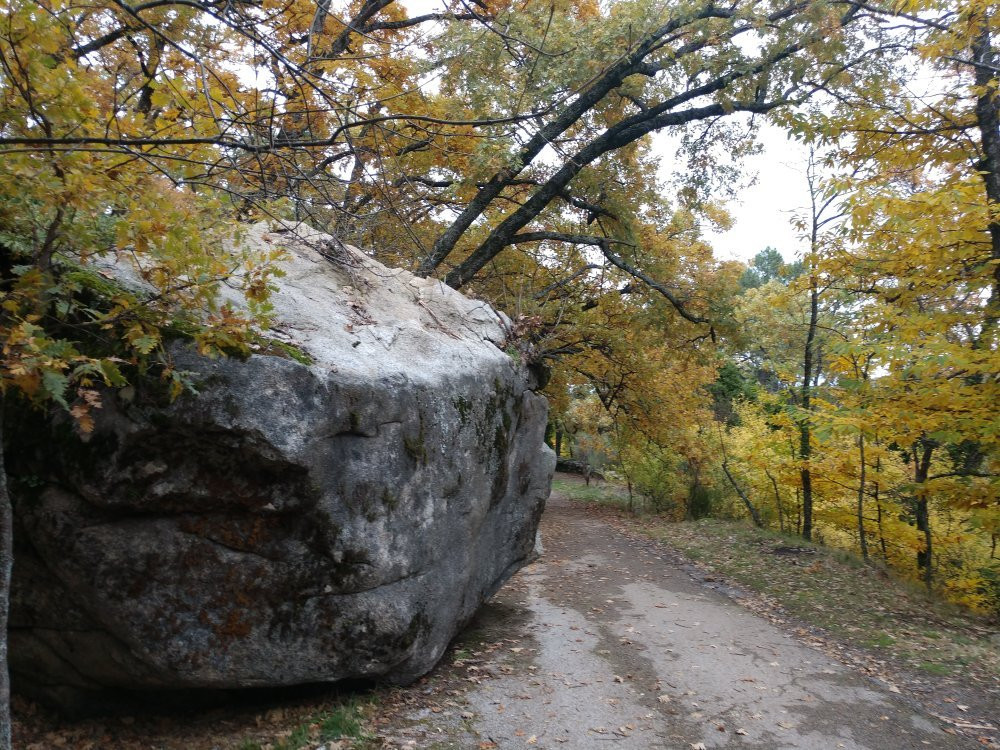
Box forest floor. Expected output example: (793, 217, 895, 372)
(13, 473, 999, 749)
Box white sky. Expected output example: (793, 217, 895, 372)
(701, 124, 812, 265)
(650, 123, 813, 265)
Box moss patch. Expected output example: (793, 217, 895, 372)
(381, 487, 398, 512)
(452, 396, 472, 425)
(403, 420, 427, 465)
(254, 337, 314, 366)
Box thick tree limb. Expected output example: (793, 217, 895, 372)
(441, 98, 778, 290)
(71, 25, 132, 58)
(0, 111, 544, 152)
(325, 0, 395, 57)
(927, 471, 996, 481)
(596, 242, 710, 325)
(421, 2, 861, 288)
(532, 264, 602, 300)
(413, 3, 740, 277)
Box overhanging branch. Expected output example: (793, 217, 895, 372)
(509, 231, 711, 327)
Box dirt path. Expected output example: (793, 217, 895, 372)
(383, 487, 975, 749)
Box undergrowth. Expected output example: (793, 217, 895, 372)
(236, 700, 369, 750)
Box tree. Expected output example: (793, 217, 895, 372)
(809, 0, 1000, 588)
(739, 247, 803, 289)
(730, 244, 842, 542)
(0, 0, 879, 305)
(794, 149, 848, 541)
(409, 0, 873, 293)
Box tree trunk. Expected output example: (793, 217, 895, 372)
(799, 150, 829, 544)
(912, 441, 935, 589)
(875, 496, 888, 564)
(0, 405, 12, 750)
(972, 19, 1000, 342)
(914, 498, 932, 588)
(857, 434, 869, 561)
(722, 462, 764, 528)
(765, 468, 785, 533)
(799, 274, 818, 541)
(554, 430, 562, 459)
(871, 441, 889, 563)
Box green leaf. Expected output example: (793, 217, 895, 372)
(42, 370, 70, 408)
(100, 359, 128, 387)
(132, 335, 159, 354)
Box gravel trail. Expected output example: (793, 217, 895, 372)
(388, 486, 974, 749)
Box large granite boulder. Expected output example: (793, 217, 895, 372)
(6, 223, 555, 709)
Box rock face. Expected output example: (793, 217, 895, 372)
(7, 223, 555, 708)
